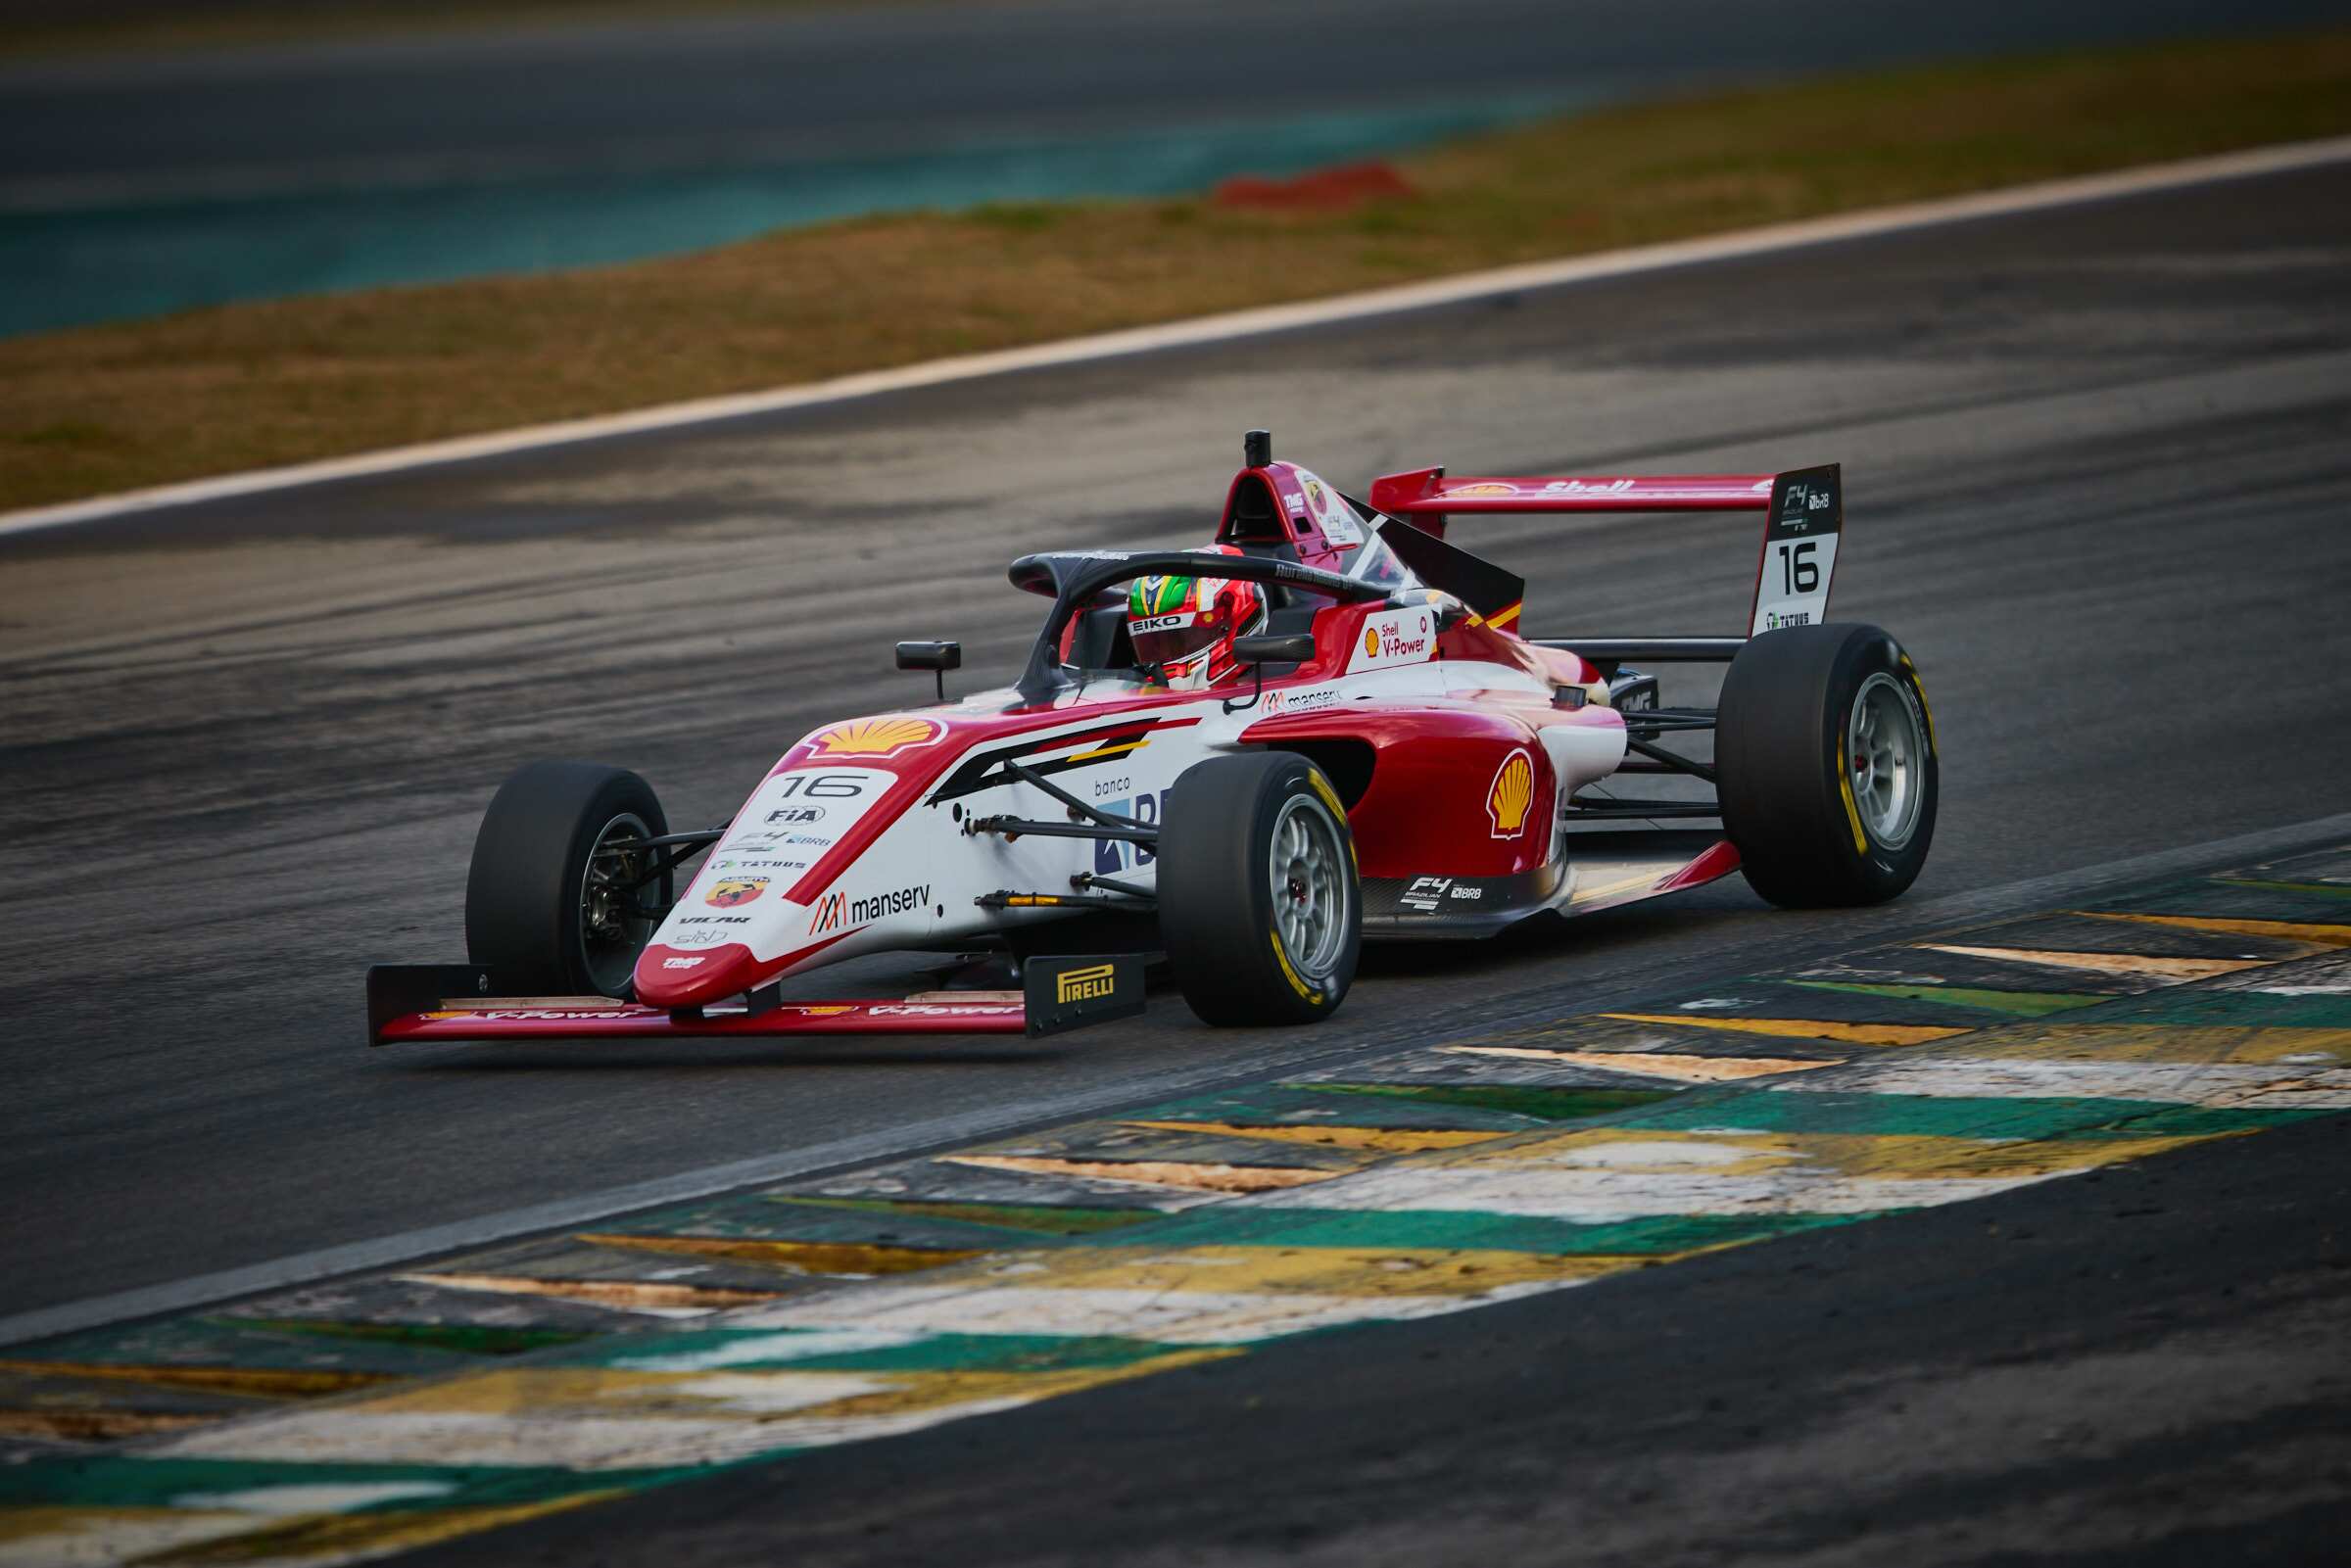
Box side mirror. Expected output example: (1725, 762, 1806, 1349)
(1231, 633, 1316, 666)
(895, 641, 962, 673)
(895, 640, 962, 700)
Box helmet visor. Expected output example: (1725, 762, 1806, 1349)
(1129, 611, 1225, 670)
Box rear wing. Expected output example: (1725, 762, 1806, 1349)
(1367, 464, 1844, 639)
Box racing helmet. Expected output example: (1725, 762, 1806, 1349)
(1127, 551, 1269, 690)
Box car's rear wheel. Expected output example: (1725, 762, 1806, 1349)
(464, 761, 672, 997)
(1716, 623, 1938, 907)
(1158, 751, 1360, 1025)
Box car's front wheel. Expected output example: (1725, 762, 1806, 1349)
(1158, 751, 1360, 1025)
(464, 761, 672, 997)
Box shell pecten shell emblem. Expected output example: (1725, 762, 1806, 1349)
(1486, 748, 1535, 839)
(808, 715, 946, 759)
(1364, 626, 1381, 657)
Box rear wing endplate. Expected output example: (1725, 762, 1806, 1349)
(1367, 463, 1844, 638)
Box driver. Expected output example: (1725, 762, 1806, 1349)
(1127, 548, 1270, 690)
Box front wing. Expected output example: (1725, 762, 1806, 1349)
(365, 958, 1143, 1045)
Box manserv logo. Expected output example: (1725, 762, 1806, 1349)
(815, 884, 933, 932)
(1263, 686, 1339, 716)
(852, 883, 932, 923)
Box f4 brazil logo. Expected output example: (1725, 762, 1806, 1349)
(1055, 962, 1118, 1005)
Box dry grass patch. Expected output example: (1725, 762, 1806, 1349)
(5, 26, 2350, 509)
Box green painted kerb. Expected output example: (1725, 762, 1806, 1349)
(1786, 980, 2109, 1017)
(1303, 1083, 1675, 1121)
(1620, 1090, 2329, 1141)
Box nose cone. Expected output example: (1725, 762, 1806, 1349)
(632, 942, 759, 1009)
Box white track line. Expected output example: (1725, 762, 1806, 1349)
(4, 807, 2348, 1351)
(5, 134, 2349, 542)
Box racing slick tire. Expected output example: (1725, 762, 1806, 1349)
(464, 761, 673, 998)
(1717, 623, 1938, 908)
(1159, 751, 1361, 1026)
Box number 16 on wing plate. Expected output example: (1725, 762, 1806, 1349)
(1751, 463, 1843, 635)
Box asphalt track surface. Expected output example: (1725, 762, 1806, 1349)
(7, 0, 2338, 199)
(3, 150, 2349, 1421)
(412, 1087, 2351, 1568)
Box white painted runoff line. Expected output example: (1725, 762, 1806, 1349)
(14, 125, 2351, 541)
(4, 134, 2349, 542)
(4, 807, 2346, 1352)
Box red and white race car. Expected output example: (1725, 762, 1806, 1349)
(368, 432, 1937, 1043)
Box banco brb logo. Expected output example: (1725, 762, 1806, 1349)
(1055, 962, 1117, 1004)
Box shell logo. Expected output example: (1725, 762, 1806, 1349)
(1486, 749, 1535, 839)
(1364, 626, 1381, 657)
(1451, 482, 1519, 499)
(809, 715, 945, 759)
(705, 878, 767, 908)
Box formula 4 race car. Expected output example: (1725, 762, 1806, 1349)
(368, 431, 1937, 1044)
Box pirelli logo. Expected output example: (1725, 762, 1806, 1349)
(1055, 962, 1119, 1005)
(1025, 953, 1142, 1038)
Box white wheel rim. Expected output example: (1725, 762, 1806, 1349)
(1847, 673, 1925, 851)
(1269, 793, 1348, 980)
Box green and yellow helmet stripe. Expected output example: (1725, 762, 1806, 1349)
(1128, 575, 1196, 617)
